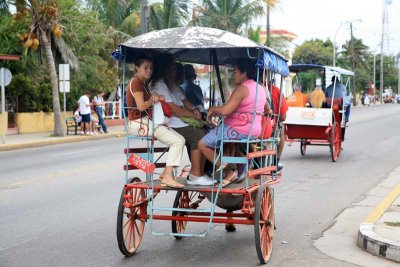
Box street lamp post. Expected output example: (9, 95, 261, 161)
(333, 22, 345, 67)
(332, 19, 361, 67)
(373, 52, 376, 98)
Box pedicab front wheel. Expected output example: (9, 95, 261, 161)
(254, 183, 275, 264)
(300, 140, 307, 156)
(117, 177, 147, 256)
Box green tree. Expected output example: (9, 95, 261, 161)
(60, 0, 117, 107)
(248, 25, 290, 57)
(340, 38, 370, 69)
(1, 1, 117, 114)
(338, 38, 371, 99)
(195, 0, 263, 34)
(248, 26, 261, 43)
(149, 0, 189, 30)
(0, 0, 9, 16)
(292, 39, 333, 65)
(9, 0, 74, 136)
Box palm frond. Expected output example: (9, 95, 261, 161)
(52, 36, 79, 70)
(118, 11, 140, 36)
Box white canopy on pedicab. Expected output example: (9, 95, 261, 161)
(117, 26, 289, 76)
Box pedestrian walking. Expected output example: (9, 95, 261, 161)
(364, 94, 370, 107)
(93, 90, 108, 133)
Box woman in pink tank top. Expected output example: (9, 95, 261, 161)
(198, 57, 267, 186)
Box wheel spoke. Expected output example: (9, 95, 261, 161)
(122, 215, 131, 229)
(134, 222, 142, 240)
(131, 189, 136, 204)
(125, 220, 132, 250)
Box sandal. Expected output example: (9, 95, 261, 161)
(214, 163, 236, 180)
(160, 180, 185, 189)
(160, 174, 184, 188)
(221, 171, 238, 188)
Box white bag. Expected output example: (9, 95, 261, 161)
(153, 102, 170, 125)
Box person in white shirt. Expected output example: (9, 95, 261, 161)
(364, 94, 370, 107)
(151, 54, 213, 186)
(93, 90, 108, 133)
(78, 91, 92, 135)
(73, 105, 83, 134)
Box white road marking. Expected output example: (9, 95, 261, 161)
(0, 239, 32, 251)
(53, 148, 101, 157)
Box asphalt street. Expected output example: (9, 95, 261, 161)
(1, 104, 400, 267)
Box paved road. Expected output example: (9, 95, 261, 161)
(1, 104, 400, 267)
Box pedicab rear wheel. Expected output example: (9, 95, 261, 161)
(117, 177, 147, 256)
(300, 140, 307, 156)
(329, 122, 341, 162)
(171, 190, 201, 240)
(254, 183, 275, 264)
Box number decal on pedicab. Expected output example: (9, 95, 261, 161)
(128, 153, 155, 174)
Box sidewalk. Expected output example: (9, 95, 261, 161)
(0, 124, 126, 152)
(358, 182, 400, 263)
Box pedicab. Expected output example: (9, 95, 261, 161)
(284, 64, 354, 162)
(112, 27, 289, 264)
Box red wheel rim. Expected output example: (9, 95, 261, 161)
(335, 124, 341, 157)
(332, 123, 341, 160)
(122, 187, 146, 253)
(176, 191, 189, 233)
(175, 191, 199, 233)
(260, 188, 274, 260)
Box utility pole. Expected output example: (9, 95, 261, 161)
(398, 55, 400, 95)
(373, 52, 376, 98)
(349, 22, 357, 106)
(379, 0, 392, 103)
(140, 0, 148, 34)
(266, 6, 271, 47)
(380, 11, 385, 103)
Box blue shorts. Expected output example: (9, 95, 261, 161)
(201, 123, 253, 148)
(81, 113, 90, 123)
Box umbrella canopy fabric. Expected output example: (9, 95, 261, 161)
(119, 27, 289, 77)
(289, 64, 354, 76)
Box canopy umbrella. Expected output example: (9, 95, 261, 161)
(117, 26, 289, 77)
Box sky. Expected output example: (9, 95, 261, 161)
(148, 0, 399, 55)
(253, 0, 400, 55)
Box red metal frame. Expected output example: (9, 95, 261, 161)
(285, 106, 343, 148)
(122, 176, 281, 225)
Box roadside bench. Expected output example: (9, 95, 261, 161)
(65, 117, 78, 135)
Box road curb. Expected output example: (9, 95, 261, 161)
(0, 132, 126, 152)
(357, 184, 400, 263)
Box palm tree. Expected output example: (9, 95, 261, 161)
(13, 0, 78, 136)
(248, 25, 290, 57)
(340, 38, 370, 68)
(84, 0, 141, 35)
(148, 0, 189, 30)
(340, 38, 370, 105)
(0, 0, 9, 16)
(262, 0, 279, 47)
(195, 0, 263, 34)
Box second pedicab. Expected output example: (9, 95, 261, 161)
(284, 64, 354, 162)
(113, 27, 289, 264)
